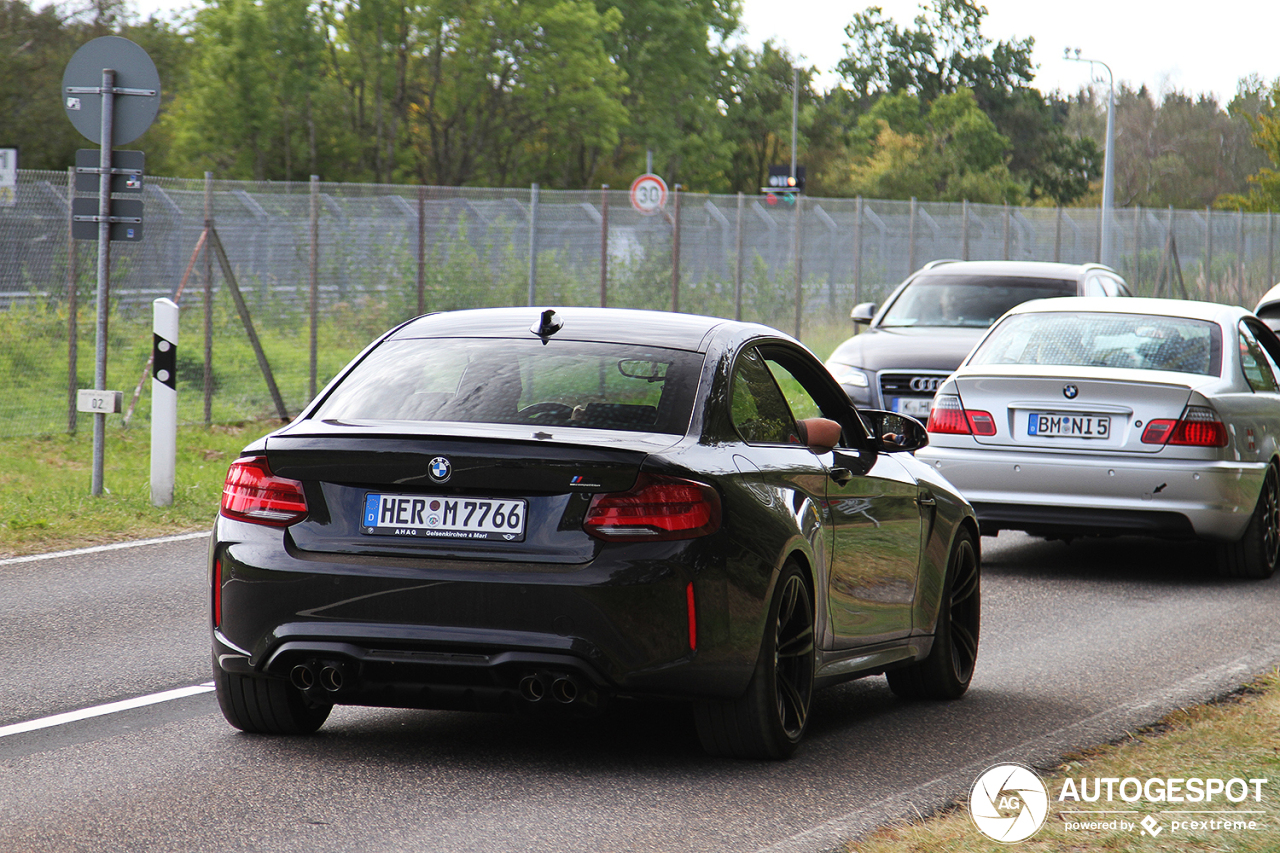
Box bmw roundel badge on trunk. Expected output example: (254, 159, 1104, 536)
(429, 456, 451, 483)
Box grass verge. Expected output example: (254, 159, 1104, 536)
(0, 422, 269, 558)
(850, 672, 1280, 852)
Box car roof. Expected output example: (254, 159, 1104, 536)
(387, 306, 784, 352)
(911, 260, 1117, 280)
(1001, 296, 1249, 324)
(1255, 282, 1280, 316)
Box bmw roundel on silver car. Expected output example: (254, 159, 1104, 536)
(211, 307, 980, 759)
(918, 296, 1280, 579)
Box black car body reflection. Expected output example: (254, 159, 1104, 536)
(210, 307, 980, 759)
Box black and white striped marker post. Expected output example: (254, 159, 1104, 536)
(150, 297, 178, 506)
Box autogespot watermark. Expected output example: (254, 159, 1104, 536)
(968, 764, 1272, 844)
(969, 764, 1051, 842)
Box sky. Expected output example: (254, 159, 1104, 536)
(124, 0, 1279, 106)
(735, 0, 1280, 104)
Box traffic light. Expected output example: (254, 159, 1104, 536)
(765, 165, 805, 192)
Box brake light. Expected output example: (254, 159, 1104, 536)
(221, 456, 309, 526)
(584, 474, 721, 541)
(1141, 406, 1228, 447)
(927, 395, 996, 436)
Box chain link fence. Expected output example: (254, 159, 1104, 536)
(1, 169, 1277, 437)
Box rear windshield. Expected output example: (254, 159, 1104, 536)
(969, 312, 1222, 376)
(880, 275, 1076, 328)
(312, 337, 703, 434)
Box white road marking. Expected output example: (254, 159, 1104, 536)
(0, 531, 208, 567)
(0, 683, 215, 739)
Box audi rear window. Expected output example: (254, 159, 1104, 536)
(969, 312, 1222, 376)
(313, 338, 702, 433)
(880, 275, 1076, 328)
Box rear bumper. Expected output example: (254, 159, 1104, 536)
(211, 520, 759, 707)
(917, 445, 1263, 541)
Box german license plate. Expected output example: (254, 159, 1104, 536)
(362, 494, 527, 541)
(1026, 412, 1111, 439)
(891, 397, 933, 417)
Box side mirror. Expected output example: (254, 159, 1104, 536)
(861, 409, 929, 453)
(850, 303, 877, 325)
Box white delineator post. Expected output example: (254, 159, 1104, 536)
(151, 297, 179, 506)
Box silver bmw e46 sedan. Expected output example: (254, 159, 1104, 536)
(917, 296, 1280, 579)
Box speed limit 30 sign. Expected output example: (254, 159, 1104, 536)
(630, 173, 668, 215)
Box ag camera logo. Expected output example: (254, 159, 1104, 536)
(970, 763, 1050, 843)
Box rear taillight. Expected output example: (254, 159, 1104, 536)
(220, 455, 309, 526)
(1141, 406, 1229, 447)
(584, 474, 721, 541)
(927, 395, 996, 436)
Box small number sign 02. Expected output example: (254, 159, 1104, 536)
(629, 173, 668, 216)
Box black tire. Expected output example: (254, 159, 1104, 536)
(1217, 464, 1280, 580)
(214, 657, 331, 735)
(887, 528, 980, 700)
(694, 562, 815, 760)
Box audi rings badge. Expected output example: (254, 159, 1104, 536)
(909, 376, 944, 394)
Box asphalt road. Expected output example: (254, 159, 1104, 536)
(2, 531, 1279, 852)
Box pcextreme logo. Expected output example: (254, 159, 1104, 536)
(969, 764, 1050, 843)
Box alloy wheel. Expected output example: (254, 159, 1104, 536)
(773, 574, 815, 739)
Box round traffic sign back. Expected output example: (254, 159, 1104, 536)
(62, 36, 161, 145)
(630, 173, 668, 216)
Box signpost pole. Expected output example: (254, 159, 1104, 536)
(90, 68, 115, 497)
(63, 36, 161, 496)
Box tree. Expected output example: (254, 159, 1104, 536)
(847, 88, 1022, 203)
(591, 0, 738, 190)
(717, 43, 807, 194)
(1066, 83, 1270, 210)
(836, 0, 1033, 109)
(163, 0, 338, 181)
(1216, 79, 1280, 212)
(405, 0, 628, 188)
(836, 0, 1094, 204)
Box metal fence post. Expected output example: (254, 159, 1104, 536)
(527, 183, 538, 306)
(908, 197, 917, 272)
(309, 175, 319, 400)
(1133, 204, 1141, 284)
(1003, 202, 1010, 260)
(417, 185, 425, 315)
(1054, 206, 1062, 263)
(671, 185, 681, 313)
(1205, 205, 1213, 300)
(66, 166, 77, 435)
(1237, 208, 1245, 305)
(600, 184, 609, 307)
(734, 191, 744, 321)
(202, 171, 213, 426)
(962, 199, 970, 261)
(793, 195, 803, 338)
(853, 196, 863, 308)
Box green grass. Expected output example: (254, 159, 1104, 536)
(0, 422, 269, 557)
(850, 672, 1280, 852)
